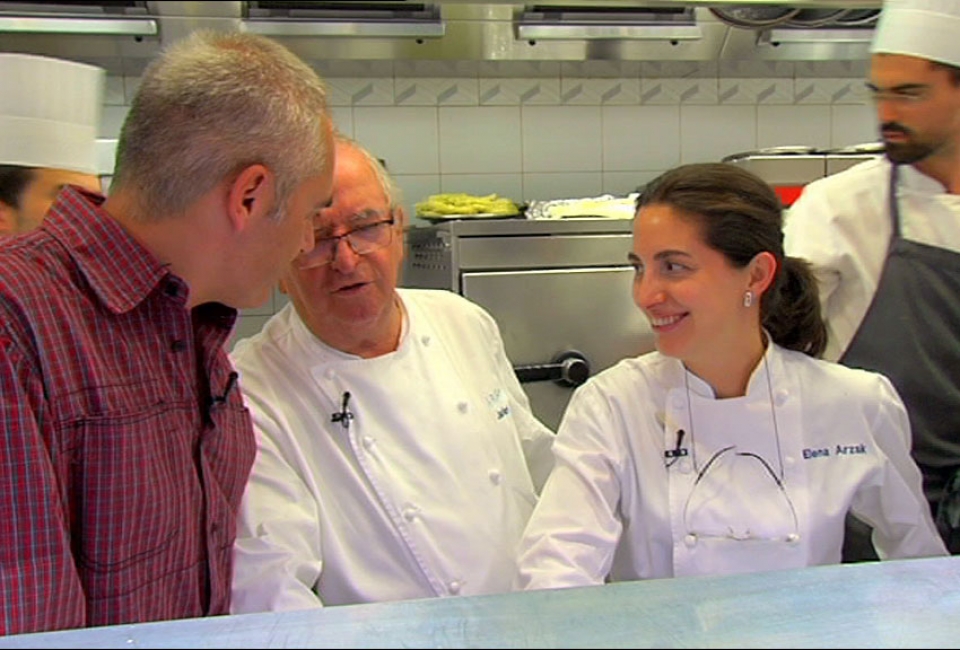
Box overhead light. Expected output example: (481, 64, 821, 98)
(242, 1, 444, 38)
(762, 28, 874, 45)
(0, 15, 156, 35)
(242, 20, 443, 38)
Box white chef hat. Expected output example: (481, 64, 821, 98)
(0, 53, 105, 175)
(871, 0, 960, 68)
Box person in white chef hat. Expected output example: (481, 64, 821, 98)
(0, 53, 105, 236)
(783, 0, 960, 560)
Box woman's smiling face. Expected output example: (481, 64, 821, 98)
(629, 202, 754, 368)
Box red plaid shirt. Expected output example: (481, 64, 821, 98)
(0, 188, 256, 635)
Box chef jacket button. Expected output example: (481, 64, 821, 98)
(324, 369, 335, 380)
(677, 459, 692, 474)
(421, 335, 431, 346)
(784, 455, 796, 466)
(786, 533, 800, 544)
(684, 533, 697, 548)
(362, 436, 376, 451)
(775, 389, 789, 406)
(457, 402, 469, 414)
(403, 506, 419, 522)
(672, 395, 686, 410)
(489, 469, 501, 485)
(448, 580, 462, 595)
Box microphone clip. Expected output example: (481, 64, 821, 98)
(331, 391, 354, 430)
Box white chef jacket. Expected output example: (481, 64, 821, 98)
(229, 288, 555, 612)
(784, 157, 960, 361)
(516, 344, 947, 590)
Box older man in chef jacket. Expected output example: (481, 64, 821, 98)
(783, 0, 960, 557)
(0, 53, 105, 236)
(229, 134, 555, 612)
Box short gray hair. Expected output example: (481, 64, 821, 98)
(112, 30, 330, 220)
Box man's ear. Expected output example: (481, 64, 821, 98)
(226, 164, 275, 231)
(0, 201, 18, 237)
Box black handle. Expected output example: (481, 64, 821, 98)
(514, 351, 591, 388)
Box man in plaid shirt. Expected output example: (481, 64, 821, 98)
(0, 30, 335, 635)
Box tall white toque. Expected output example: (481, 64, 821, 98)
(871, 0, 960, 68)
(0, 53, 106, 174)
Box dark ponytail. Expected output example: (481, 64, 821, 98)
(638, 162, 827, 358)
(762, 256, 827, 357)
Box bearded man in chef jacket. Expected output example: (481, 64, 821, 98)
(783, 0, 960, 558)
(229, 134, 555, 612)
(0, 53, 105, 235)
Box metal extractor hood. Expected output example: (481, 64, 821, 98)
(515, 5, 701, 42)
(0, 1, 886, 65)
(242, 1, 445, 38)
(0, 0, 157, 35)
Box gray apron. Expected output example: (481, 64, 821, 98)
(839, 164, 960, 560)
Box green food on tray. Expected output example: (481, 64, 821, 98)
(415, 193, 518, 217)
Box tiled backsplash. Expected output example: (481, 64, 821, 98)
(93, 58, 879, 346)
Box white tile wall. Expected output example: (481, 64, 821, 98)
(438, 107, 522, 173)
(757, 105, 832, 150)
(92, 60, 880, 347)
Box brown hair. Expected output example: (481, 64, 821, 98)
(636, 162, 827, 357)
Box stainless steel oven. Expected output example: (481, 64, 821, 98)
(403, 218, 655, 431)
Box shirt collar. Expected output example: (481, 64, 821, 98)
(42, 186, 173, 314)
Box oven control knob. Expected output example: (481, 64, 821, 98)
(555, 351, 590, 388)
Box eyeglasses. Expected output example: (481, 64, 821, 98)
(866, 83, 933, 105)
(682, 444, 800, 544)
(297, 215, 396, 269)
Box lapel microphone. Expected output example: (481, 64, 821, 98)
(209, 371, 239, 408)
(331, 391, 354, 430)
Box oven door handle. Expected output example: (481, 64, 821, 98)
(514, 351, 591, 388)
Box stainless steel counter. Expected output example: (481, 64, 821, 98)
(3, 556, 958, 648)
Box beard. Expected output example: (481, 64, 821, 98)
(884, 140, 936, 165)
(880, 122, 937, 165)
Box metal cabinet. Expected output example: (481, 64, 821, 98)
(403, 218, 654, 430)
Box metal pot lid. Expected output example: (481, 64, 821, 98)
(824, 142, 885, 155)
(722, 146, 819, 162)
(786, 8, 852, 28)
(833, 9, 881, 27)
(709, 6, 801, 29)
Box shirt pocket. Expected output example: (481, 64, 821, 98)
(64, 403, 200, 596)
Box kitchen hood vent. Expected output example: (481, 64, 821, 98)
(717, 4, 881, 61)
(760, 8, 880, 46)
(243, 1, 444, 38)
(516, 5, 701, 41)
(0, 0, 156, 35)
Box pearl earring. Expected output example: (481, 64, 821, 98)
(743, 290, 754, 308)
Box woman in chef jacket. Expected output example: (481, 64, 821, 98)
(516, 162, 947, 589)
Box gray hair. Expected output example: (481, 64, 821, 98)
(112, 30, 330, 220)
